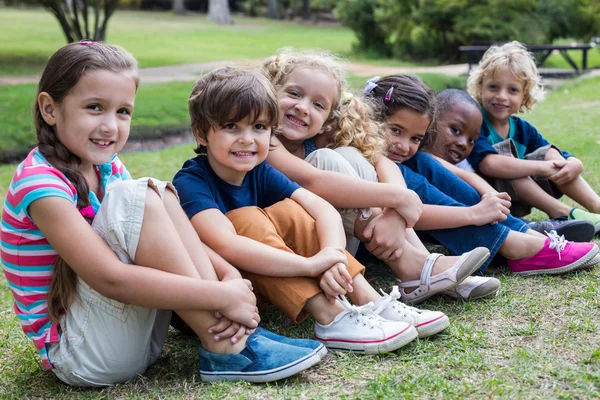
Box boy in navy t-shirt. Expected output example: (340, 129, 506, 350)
(173, 67, 454, 354)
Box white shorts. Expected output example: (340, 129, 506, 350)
(47, 177, 176, 387)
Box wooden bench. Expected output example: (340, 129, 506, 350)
(459, 43, 596, 73)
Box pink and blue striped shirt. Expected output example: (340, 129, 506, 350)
(1, 148, 130, 369)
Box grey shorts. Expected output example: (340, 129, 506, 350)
(489, 139, 563, 217)
(47, 177, 175, 387)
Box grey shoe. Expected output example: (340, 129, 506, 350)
(527, 218, 595, 242)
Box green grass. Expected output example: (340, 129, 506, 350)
(0, 74, 465, 160)
(1, 75, 600, 398)
(0, 8, 356, 76)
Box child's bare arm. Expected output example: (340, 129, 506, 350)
(267, 143, 422, 227)
(202, 244, 242, 281)
(415, 192, 511, 230)
(290, 188, 346, 251)
(478, 153, 564, 179)
(190, 208, 345, 277)
(29, 197, 256, 324)
(374, 156, 407, 188)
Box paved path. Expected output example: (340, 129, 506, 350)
(0, 60, 471, 85)
(2, 60, 597, 86)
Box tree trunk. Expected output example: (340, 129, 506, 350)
(302, 0, 310, 21)
(208, 0, 233, 25)
(267, 0, 279, 19)
(173, 0, 186, 14)
(39, 0, 118, 42)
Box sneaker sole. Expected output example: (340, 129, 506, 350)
(579, 253, 600, 269)
(441, 279, 501, 301)
(555, 220, 596, 242)
(512, 245, 600, 276)
(403, 248, 491, 305)
(199, 349, 321, 383)
(416, 314, 450, 338)
(316, 324, 418, 355)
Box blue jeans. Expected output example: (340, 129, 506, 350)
(400, 152, 529, 272)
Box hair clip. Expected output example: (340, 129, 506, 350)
(384, 87, 394, 102)
(79, 205, 95, 219)
(80, 40, 97, 46)
(363, 76, 380, 95)
(342, 91, 354, 105)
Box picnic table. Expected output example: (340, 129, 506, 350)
(459, 43, 596, 73)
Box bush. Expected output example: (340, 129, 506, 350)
(338, 0, 600, 62)
(336, 0, 390, 57)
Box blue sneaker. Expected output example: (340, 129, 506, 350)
(254, 327, 327, 359)
(199, 329, 321, 383)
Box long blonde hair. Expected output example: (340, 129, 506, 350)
(263, 48, 385, 163)
(467, 41, 544, 112)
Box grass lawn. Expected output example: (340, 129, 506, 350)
(0, 8, 356, 76)
(1, 75, 600, 398)
(0, 73, 466, 161)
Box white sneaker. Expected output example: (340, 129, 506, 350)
(314, 296, 417, 354)
(440, 276, 500, 300)
(374, 286, 449, 338)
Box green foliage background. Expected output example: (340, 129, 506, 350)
(336, 0, 600, 61)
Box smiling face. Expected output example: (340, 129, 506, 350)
(480, 67, 525, 125)
(201, 112, 272, 185)
(385, 108, 431, 163)
(45, 69, 136, 171)
(276, 67, 337, 145)
(429, 102, 482, 164)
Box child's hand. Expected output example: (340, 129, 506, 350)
(220, 279, 260, 329)
(308, 247, 348, 277)
(540, 159, 566, 177)
(549, 158, 583, 186)
(469, 192, 511, 225)
(319, 263, 353, 304)
(361, 209, 406, 261)
(394, 189, 423, 228)
(209, 311, 255, 343)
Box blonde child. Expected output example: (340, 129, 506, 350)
(363, 73, 599, 277)
(423, 88, 595, 243)
(262, 49, 498, 303)
(0, 42, 325, 386)
(466, 41, 600, 231)
(172, 67, 472, 351)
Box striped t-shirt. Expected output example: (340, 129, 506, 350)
(1, 148, 130, 369)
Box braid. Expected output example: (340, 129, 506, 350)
(36, 114, 91, 323)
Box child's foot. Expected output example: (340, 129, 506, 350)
(527, 218, 595, 242)
(253, 327, 327, 359)
(568, 208, 600, 233)
(397, 247, 491, 304)
(373, 286, 449, 338)
(507, 230, 599, 275)
(199, 329, 322, 383)
(440, 276, 501, 300)
(314, 296, 417, 354)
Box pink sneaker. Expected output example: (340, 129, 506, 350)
(508, 230, 599, 275)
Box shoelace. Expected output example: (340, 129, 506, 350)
(338, 295, 383, 329)
(545, 229, 567, 260)
(375, 286, 420, 317)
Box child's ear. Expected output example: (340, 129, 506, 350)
(193, 127, 208, 146)
(38, 92, 58, 126)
